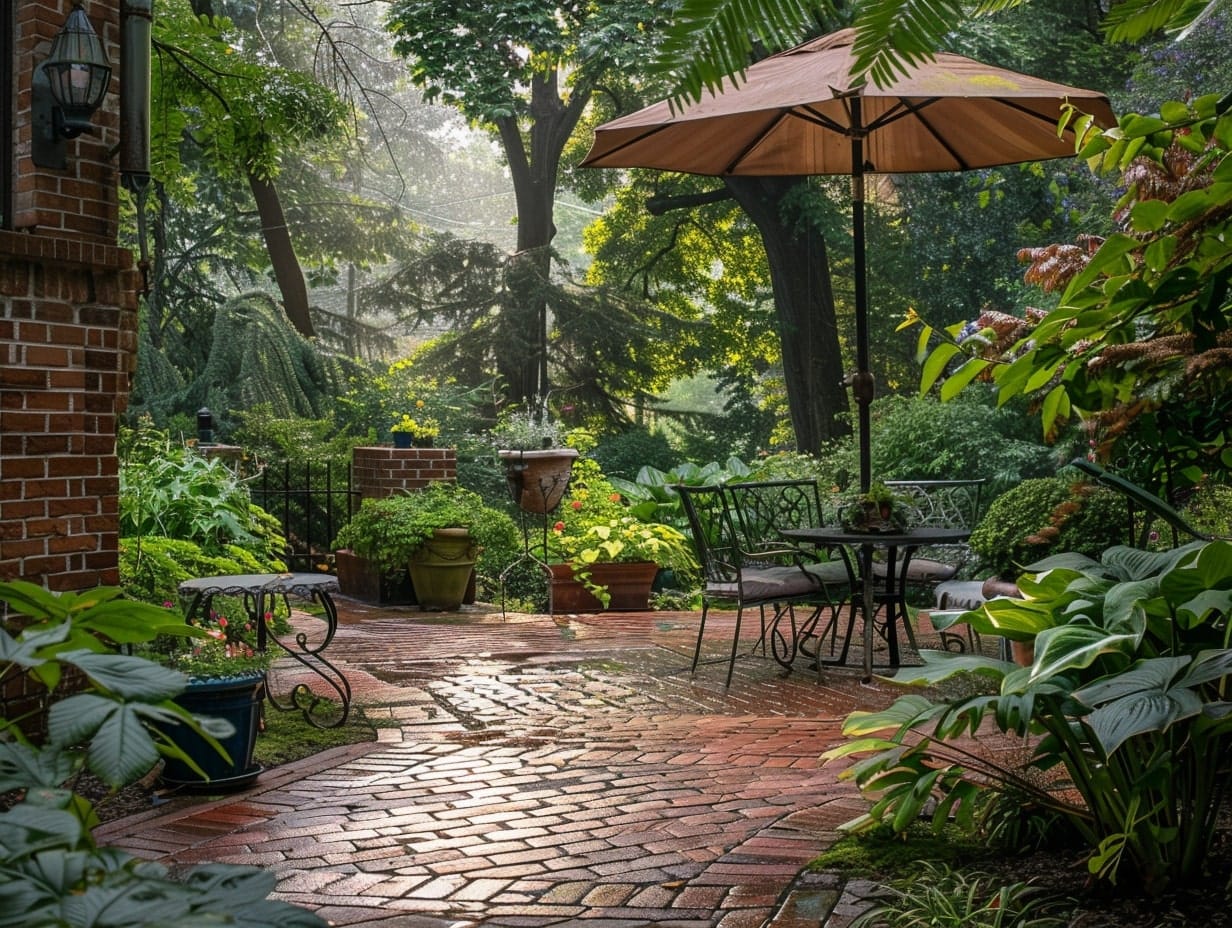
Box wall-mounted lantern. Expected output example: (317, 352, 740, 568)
(32, 4, 113, 170)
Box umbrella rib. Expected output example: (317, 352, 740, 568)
(793, 105, 851, 136)
(888, 98, 972, 171)
(579, 125, 671, 167)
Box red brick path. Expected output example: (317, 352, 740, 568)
(97, 604, 922, 927)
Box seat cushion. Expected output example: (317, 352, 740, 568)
(872, 558, 958, 584)
(707, 565, 820, 601)
(934, 579, 986, 610)
(803, 560, 853, 587)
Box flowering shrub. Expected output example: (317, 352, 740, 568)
(540, 459, 696, 603)
(143, 605, 274, 681)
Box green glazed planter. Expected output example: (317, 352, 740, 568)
(408, 528, 478, 611)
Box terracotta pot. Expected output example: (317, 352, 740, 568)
(499, 448, 579, 514)
(548, 561, 658, 613)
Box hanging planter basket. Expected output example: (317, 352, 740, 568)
(499, 448, 579, 514)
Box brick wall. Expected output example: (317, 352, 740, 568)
(13, 0, 121, 241)
(352, 447, 458, 500)
(1, 0, 134, 593)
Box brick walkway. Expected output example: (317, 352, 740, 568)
(97, 602, 926, 927)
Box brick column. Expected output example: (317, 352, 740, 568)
(1, 1, 135, 592)
(351, 447, 457, 500)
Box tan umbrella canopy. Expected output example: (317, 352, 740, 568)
(581, 28, 1116, 491)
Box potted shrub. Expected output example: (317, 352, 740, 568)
(541, 460, 696, 611)
(390, 413, 440, 449)
(840, 481, 907, 531)
(140, 605, 275, 791)
(492, 407, 579, 514)
(332, 483, 494, 611)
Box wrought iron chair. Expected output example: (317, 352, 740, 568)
(676, 482, 852, 686)
(725, 479, 859, 669)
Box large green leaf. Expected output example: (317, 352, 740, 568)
(1030, 624, 1136, 683)
(65, 651, 188, 701)
(1177, 649, 1232, 689)
(1073, 656, 1190, 707)
(885, 650, 1012, 686)
(973, 595, 1065, 639)
(1100, 579, 1156, 636)
(0, 805, 85, 860)
(1085, 689, 1203, 756)
(0, 742, 75, 794)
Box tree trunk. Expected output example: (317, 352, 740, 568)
(494, 69, 589, 407)
(248, 173, 315, 339)
(724, 176, 850, 453)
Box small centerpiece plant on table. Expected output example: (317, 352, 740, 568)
(842, 481, 908, 531)
(542, 458, 696, 609)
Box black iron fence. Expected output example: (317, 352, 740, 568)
(251, 461, 359, 573)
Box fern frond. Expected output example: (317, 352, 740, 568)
(1102, 0, 1215, 43)
(850, 0, 966, 88)
(651, 0, 836, 109)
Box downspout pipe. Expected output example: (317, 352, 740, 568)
(119, 0, 151, 191)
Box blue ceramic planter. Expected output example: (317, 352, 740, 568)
(158, 672, 266, 792)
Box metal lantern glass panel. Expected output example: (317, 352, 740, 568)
(32, 5, 112, 168)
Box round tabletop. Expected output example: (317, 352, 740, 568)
(782, 526, 971, 546)
(178, 573, 340, 599)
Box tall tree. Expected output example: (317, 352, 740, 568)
(385, 0, 663, 407)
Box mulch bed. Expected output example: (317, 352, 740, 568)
(943, 840, 1232, 928)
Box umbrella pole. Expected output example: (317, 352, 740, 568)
(850, 100, 876, 683)
(850, 99, 872, 497)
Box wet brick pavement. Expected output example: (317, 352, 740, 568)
(96, 602, 926, 927)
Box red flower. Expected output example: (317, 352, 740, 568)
(609, 492, 621, 503)
(553, 521, 566, 532)
(571, 500, 583, 511)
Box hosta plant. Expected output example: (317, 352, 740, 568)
(0, 580, 325, 927)
(825, 540, 1232, 896)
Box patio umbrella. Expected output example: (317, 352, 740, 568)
(580, 28, 1116, 492)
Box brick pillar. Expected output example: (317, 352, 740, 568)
(1, 0, 135, 592)
(351, 447, 457, 500)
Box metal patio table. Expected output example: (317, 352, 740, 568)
(781, 526, 971, 681)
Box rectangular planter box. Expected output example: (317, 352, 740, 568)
(335, 549, 477, 607)
(547, 562, 658, 614)
(335, 549, 416, 605)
